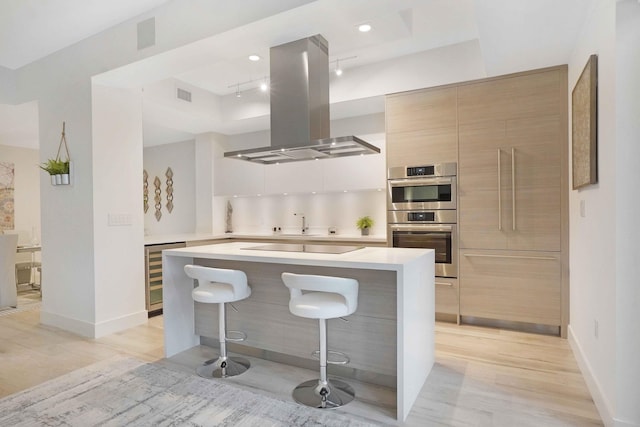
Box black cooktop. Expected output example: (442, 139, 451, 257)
(242, 243, 364, 254)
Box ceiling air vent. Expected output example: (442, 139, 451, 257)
(176, 88, 192, 102)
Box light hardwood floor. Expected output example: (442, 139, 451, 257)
(0, 298, 601, 426)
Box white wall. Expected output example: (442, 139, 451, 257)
(0, 66, 16, 103)
(569, 1, 640, 426)
(222, 190, 386, 237)
(143, 139, 196, 235)
(330, 40, 486, 101)
(615, 2, 640, 425)
(8, 0, 314, 338)
(91, 84, 147, 337)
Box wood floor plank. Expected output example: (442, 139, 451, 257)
(0, 296, 602, 426)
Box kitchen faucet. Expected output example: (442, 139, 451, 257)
(294, 213, 308, 234)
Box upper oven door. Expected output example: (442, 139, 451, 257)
(388, 176, 457, 210)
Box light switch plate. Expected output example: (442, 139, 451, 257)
(580, 200, 586, 218)
(108, 213, 133, 226)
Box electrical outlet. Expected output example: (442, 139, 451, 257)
(594, 319, 599, 339)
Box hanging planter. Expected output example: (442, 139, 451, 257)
(40, 122, 71, 186)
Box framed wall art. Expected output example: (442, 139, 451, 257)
(572, 54, 598, 190)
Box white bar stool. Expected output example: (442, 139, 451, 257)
(282, 272, 359, 409)
(184, 264, 252, 378)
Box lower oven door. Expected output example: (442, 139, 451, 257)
(389, 223, 458, 278)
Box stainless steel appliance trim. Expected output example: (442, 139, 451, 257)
(511, 147, 516, 231)
(387, 162, 457, 180)
(387, 209, 457, 224)
(387, 176, 457, 211)
(389, 223, 454, 233)
(497, 148, 502, 231)
(388, 223, 458, 278)
(223, 35, 379, 164)
(388, 176, 454, 187)
(463, 253, 557, 261)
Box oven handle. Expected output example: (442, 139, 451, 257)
(463, 253, 556, 261)
(389, 224, 455, 232)
(388, 176, 455, 187)
(497, 148, 502, 231)
(511, 147, 516, 231)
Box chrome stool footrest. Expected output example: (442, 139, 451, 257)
(311, 350, 350, 365)
(225, 330, 247, 342)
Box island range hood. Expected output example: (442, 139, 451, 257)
(224, 35, 380, 164)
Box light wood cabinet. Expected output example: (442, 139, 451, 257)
(386, 86, 458, 167)
(385, 66, 569, 335)
(457, 68, 565, 124)
(456, 66, 568, 335)
(459, 249, 562, 327)
(458, 115, 563, 251)
(435, 279, 460, 324)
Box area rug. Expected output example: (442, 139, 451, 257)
(0, 356, 380, 426)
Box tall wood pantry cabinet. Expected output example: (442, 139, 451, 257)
(385, 66, 569, 336)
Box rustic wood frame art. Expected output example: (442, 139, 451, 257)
(572, 54, 598, 189)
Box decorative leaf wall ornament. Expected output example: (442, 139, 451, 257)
(165, 167, 174, 213)
(154, 176, 162, 221)
(143, 169, 149, 213)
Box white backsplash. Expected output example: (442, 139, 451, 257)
(214, 190, 386, 236)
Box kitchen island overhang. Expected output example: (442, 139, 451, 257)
(162, 242, 434, 421)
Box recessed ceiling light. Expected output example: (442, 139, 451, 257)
(358, 24, 372, 33)
(248, 54, 261, 61)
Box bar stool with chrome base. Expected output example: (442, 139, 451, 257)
(282, 272, 359, 409)
(184, 264, 252, 378)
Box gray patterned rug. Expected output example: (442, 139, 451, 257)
(0, 356, 380, 426)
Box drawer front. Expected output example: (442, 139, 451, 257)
(460, 250, 561, 326)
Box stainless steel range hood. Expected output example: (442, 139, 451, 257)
(224, 35, 380, 164)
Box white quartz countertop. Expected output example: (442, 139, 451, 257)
(145, 232, 387, 246)
(163, 241, 429, 271)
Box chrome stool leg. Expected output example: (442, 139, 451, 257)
(196, 301, 250, 379)
(292, 318, 355, 408)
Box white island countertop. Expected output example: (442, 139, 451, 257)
(162, 241, 434, 421)
(163, 241, 423, 271)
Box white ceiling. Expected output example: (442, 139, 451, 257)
(0, 0, 594, 149)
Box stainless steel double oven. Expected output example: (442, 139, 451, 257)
(387, 163, 458, 279)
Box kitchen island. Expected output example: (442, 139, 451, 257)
(162, 241, 434, 421)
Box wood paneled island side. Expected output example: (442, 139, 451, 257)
(162, 242, 434, 421)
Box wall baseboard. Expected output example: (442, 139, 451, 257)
(94, 310, 148, 338)
(568, 325, 615, 427)
(40, 309, 148, 339)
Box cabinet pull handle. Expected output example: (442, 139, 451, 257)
(511, 147, 516, 231)
(435, 282, 454, 287)
(463, 253, 557, 261)
(497, 149, 502, 231)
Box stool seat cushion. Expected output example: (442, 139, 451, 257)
(289, 292, 350, 319)
(192, 282, 251, 304)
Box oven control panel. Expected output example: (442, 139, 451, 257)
(407, 211, 435, 221)
(406, 166, 434, 176)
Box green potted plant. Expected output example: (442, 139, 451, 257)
(40, 159, 70, 185)
(356, 215, 374, 236)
